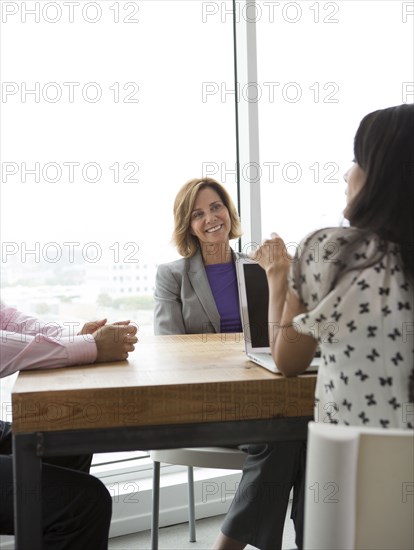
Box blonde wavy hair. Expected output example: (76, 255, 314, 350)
(172, 178, 242, 258)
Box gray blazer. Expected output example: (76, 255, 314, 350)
(154, 249, 243, 335)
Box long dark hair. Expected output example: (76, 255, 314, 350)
(344, 104, 414, 281)
(338, 104, 414, 403)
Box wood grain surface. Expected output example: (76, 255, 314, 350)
(12, 334, 316, 433)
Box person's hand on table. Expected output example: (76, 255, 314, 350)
(79, 318, 132, 335)
(250, 232, 292, 276)
(92, 322, 138, 362)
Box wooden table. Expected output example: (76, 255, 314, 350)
(12, 333, 316, 549)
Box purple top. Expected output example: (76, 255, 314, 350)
(205, 262, 242, 333)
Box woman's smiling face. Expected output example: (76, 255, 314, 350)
(189, 186, 231, 245)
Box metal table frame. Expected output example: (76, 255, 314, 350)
(13, 415, 312, 549)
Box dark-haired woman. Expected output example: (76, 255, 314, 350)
(253, 103, 414, 427)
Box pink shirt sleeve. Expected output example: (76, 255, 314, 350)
(0, 301, 97, 378)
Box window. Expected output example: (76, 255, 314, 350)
(0, 2, 237, 470)
(0, 1, 237, 340)
(255, 0, 413, 244)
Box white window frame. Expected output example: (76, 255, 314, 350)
(234, 0, 262, 251)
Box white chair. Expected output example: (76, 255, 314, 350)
(304, 422, 414, 550)
(150, 447, 246, 550)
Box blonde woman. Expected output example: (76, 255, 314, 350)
(154, 177, 243, 334)
(155, 178, 307, 550)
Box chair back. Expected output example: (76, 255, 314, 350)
(304, 422, 414, 550)
(150, 447, 246, 469)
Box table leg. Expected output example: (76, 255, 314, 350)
(13, 432, 43, 550)
(151, 460, 160, 550)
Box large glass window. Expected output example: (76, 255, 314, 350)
(0, 1, 236, 334)
(255, 0, 413, 245)
(0, 2, 236, 426)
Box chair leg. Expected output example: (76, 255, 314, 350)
(187, 466, 196, 542)
(151, 461, 161, 550)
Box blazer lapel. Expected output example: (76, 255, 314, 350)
(187, 250, 221, 331)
